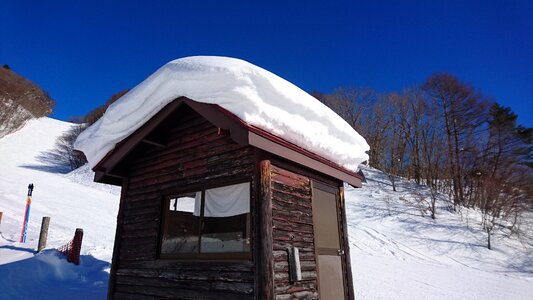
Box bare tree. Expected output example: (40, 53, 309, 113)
(419, 112, 447, 219)
(402, 88, 426, 184)
(362, 98, 390, 169)
(50, 89, 130, 171)
(315, 78, 532, 232)
(422, 74, 488, 210)
(472, 104, 533, 248)
(315, 87, 380, 167)
(381, 93, 409, 191)
(323, 87, 375, 132)
(54, 124, 88, 170)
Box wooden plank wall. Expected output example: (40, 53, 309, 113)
(270, 165, 319, 300)
(111, 110, 256, 299)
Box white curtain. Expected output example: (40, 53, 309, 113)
(175, 193, 199, 213)
(194, 182, 250, 217)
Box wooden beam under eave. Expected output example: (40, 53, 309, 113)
(217, 128, 230, 136)
(94, 170, 126, 186)
(94, 99, 186, 182)
(141, 139, 166, 147)
(184, 99, 249, 146)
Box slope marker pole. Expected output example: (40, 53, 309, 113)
(19, 183, 34, 243)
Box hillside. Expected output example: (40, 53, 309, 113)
(0, 118, 532, 299)
(346, 168, 533, 299)
(0, 66, 55, 138)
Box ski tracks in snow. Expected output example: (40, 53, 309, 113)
(350, 224, 442, 264)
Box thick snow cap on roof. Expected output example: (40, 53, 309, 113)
(75, 56, 370, 172)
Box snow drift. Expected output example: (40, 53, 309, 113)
(74, 56, 370, 171)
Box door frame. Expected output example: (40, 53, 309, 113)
(311, 179, 349, 300)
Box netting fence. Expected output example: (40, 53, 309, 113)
(56, 228, 84, 265)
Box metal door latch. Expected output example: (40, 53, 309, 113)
(337, 249, 345, 256)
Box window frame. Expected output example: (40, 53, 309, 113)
(158, 179, 253, 261)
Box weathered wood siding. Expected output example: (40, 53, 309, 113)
(111, 109, 256, 299)
(270, 164, 319, 300)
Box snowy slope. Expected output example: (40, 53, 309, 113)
(347, 167, 533, 299)
(0, 118, 119, 299)
(1, 118, 532, 299)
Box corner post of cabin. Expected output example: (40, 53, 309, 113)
(339, 185, 355, 300)
(259, 160, 274, 299)
(107, 178, 129, 300)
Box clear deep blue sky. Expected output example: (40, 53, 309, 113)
(1, 1, 532, 126)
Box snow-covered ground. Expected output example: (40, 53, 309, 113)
(347, 168, 533, 299)
(1, 118, 532, 299)
(0, 118, 119, 299)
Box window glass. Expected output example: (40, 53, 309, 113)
(169, 195, 197, 213)
(161, 192, 201, 255)
(201, 214, 249, 253)
(200, 182, 250, 253)
(159, 182, 251, 259)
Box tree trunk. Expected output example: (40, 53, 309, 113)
(486, 227, 491, 250)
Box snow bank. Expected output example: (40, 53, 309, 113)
(74, 56, 369, 171)
(0, 250, 109, 299)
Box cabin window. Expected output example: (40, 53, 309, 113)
(161, 192, 201, 254)
(160, 182, 251, 259)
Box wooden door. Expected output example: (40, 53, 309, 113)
(312, 181, 346, 299)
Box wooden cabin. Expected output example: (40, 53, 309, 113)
(93, 97, 363, 299)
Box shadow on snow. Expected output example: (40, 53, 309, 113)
(18, 150, 72, 174)
(0, 245, 36, 254)
(0, 249, 109, 299)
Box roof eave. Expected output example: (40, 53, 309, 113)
(248, 131, 361, 187)
(212, 105, 363, 186)
(92, 97, 362, 187)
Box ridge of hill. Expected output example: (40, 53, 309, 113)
(0, 66, 55, 138)
(0, 118, 531, 299)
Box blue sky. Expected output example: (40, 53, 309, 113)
(1, 1, 532, 126)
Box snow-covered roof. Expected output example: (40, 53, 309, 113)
(74, 56, 369, 171)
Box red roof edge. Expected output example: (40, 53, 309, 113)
(214, 105, 363, 181)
